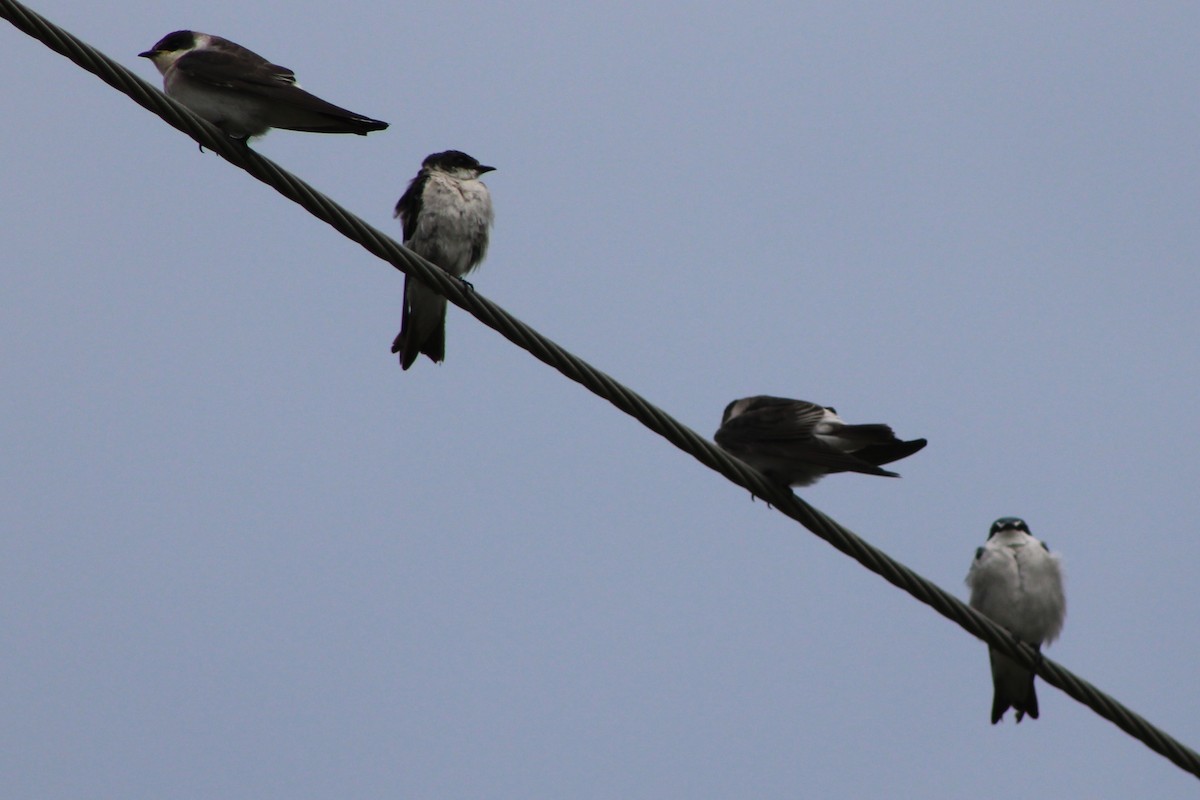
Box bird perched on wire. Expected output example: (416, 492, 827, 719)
(713, 396, 926, 487)
(965, 517, 1066, 724)
(138, 30, 388, 139)
(391, 150, 495, 370)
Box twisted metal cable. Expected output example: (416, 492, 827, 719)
(4, 0, 1198, 780)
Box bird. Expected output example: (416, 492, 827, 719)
(965, 517, 1066, 724)
(138, 30, 388, 139)
(713, 396, 926, 487)
(391, 150, 495, 369)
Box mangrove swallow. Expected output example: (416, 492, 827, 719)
(138, 31, 388, 139)
(713, 396, 927, 487)
(391, 150, 495, 369)
(965, 517, 1066, 724)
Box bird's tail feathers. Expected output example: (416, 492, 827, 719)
(393, 279, 448, 370)
(854, 438, 928, 467)
(834, 423, 897, 446)
(988, 649, 1039, 724)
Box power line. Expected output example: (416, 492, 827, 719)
(4, 0, 1198, 780)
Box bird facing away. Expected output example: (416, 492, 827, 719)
(965, 517, 1066, 724)
(391, 150, 495, 370)
(138, 31, 389, 139)
(713, 396, 927, 487)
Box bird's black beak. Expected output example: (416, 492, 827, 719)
(137, 50, 157, 59)
(478, 165, 496, 174)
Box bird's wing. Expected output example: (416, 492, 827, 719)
(718, 399, 827, 444)
(174, 49, 377, 124)
(394, 171, 429, 242)
(716, 400, 899, 476)
(175, 48, 297, 91)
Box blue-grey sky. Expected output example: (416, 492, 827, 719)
(3, 2, 1199, 797)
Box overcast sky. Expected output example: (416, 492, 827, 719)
(3, 2, 1199, 797)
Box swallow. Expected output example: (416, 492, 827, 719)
(966, 517, 1066, 723)
(139, 30, 388, 139)
(713, 396, 926, 487)
(391, 150, 495, 369)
